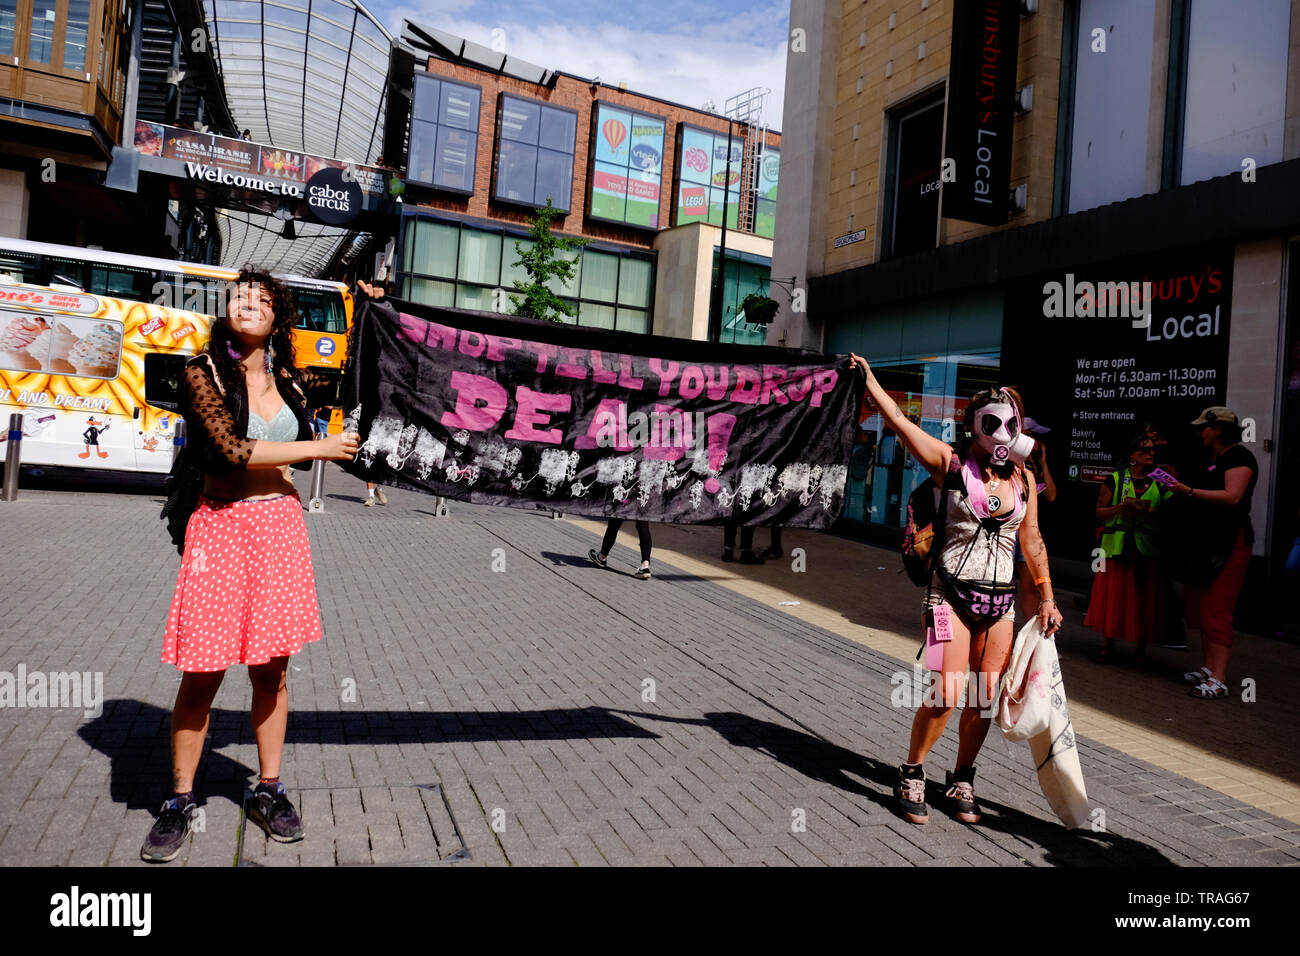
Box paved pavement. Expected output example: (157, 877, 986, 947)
(1, 466, 1298, 866)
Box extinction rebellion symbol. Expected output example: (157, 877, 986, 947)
(305, 166, 362, 226)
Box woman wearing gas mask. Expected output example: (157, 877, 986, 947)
(850, 354, 1063, 825)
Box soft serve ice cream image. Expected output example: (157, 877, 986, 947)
(68, 320, 123, 378)
(0, 313, 49, 370)
(26, 320, 81, 374)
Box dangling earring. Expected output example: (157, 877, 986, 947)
(265, 341, 275, 374)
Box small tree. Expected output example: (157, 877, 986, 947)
(508, 198, 588, 322)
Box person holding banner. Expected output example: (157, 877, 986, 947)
(849, 353, 1062, 826)
(142, 269, 360, 863)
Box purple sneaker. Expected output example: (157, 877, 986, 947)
(247, 782, 304, 843)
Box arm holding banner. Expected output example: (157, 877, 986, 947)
(849, 352, 952, 483)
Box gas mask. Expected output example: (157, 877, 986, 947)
(974, 401, 1035, 465)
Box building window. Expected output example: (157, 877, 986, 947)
(64, 0, 91, 73)
(1179, 0, 1290, 186)
(494, 94, 577, 211)
(1066, 0, 1156, 213)
(883, 94, 944, 258)
(0, 0, 18, 58)
(407, 74, 481, 194)
(28, 0, 57, 64)
(674, 124, 741, 228)
(589, 103, 666, 229)
(713, 250, 771, 347)
(400, 216, 652, 333)
(753, 147, 780, 239)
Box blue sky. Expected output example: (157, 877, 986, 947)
(365, 0, 790, 128)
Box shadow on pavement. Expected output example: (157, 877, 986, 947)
(79, 700, 660, 811)
(614, 708, 1174, 866)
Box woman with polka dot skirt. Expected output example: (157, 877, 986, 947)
(140, 270, 372, 863)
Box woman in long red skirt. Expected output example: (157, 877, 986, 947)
(141, 269, 363, 862)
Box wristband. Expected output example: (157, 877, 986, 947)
(1034, 576, 1051, 587)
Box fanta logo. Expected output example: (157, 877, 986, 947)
(315, 338, 336, 357)
(171, 323, 196, 341)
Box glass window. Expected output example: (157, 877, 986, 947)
(616, 308, 648, 335)
(675, 125, 740, 228)
(409, 220, 458, 277)
(590, 103, 665, 229)
(1067, 0, 1156, 213)
(494, 95, 576, 211)
(456, 284, 499, 312)
(290, 289, 346, 334)
(534, 148, 573, 207)
(616, 257, 651, 307)
(458, 230, 501, 285)
(64, 0, 90, 72)
(580, 302, 616, 329)
(754, 148, 780, 238)
(496, 140, 537, 204)
(500, 97, 541, 144)
(1180, 0, 1290, 185)
(407, 277, 455, 308)
(580, 251, 618, 303)
(433, 126, 476, 192)
(0, 0, 16, 58)
(29, 1, 56, 64)
(887, 97, 944, 258)
(406, 76, 481, 193)
(543, 247, 581, 296)
(500, 237, 534, 288)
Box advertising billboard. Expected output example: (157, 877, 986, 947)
(589, 104, 665, 229)
(675, 124, 740, 228)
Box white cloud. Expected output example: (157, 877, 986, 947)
(375, 4, 788, 128)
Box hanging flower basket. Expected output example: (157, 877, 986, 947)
(740, 292, 779, 325)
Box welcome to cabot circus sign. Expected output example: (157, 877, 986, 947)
(133, 120, 384, 227)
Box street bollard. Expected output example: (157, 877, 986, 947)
(171, 420, 186, 466)
(434, 495, 448, 517)
(2, 413, 20, 501)
(308, 459, 326, 513)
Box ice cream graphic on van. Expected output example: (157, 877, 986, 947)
(0, 314, 49, 370)
(69, 322, 122, 378)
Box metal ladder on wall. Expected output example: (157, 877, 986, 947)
(724, 87, 771, 234)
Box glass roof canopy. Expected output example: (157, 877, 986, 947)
(203, 0, 391, 163)
(200, 0, 392, 274)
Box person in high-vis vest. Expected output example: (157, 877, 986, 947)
(1084, 434, 1172, 663)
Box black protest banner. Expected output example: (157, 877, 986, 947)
(339, 298, 864, 528)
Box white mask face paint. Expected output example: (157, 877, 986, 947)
(975, 400, 1035, 465)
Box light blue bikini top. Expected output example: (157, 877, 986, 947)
(247, 402, 298, 442)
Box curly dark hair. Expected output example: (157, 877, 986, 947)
(203, 266, 299, 395)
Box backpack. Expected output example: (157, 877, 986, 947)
(901, 454, 964, 586)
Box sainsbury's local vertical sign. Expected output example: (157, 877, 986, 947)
(942, 0, 1021, 226)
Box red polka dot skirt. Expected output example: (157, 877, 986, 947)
(163, 494, 323, 672)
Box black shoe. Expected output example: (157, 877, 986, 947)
(757, 549, 784, 560)
(739, 550, 765, 565)
(897, 763, 928, 824)
(247, 782, 304, 843)
(721, 547, 735, 562)
(945, 765, 981, 824)
(140, 797, 195, 863)
(588, 548, 608, 569)
(635, 565, 651, 580)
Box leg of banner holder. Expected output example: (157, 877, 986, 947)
(308, 459, 325, 513)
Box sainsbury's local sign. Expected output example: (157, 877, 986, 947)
(941, 0, 1021, 226)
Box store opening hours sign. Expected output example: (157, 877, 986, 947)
(1002, 243, 1233, 559)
